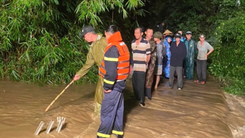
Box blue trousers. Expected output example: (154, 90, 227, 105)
(97, 81, 125, 138)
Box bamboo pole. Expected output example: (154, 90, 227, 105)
(45, 80, 75, 112)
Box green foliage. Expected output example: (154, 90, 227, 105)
(75, 0, 144, 26)
(1, 0, 243, 96)
(145, 0, 244, 95)
(146, 0, 240, 39)
(0, 0, 97, 85)
(0, 0, 144, 85)
(209, 12, 245, 95)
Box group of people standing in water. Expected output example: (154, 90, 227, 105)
(131, 27, 214, 107)
(72, 24, 214, 138)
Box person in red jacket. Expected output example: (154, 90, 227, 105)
(97, 25, 130, 138)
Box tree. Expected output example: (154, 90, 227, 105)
(75, 0, 144, 26)
(0, 0, 146, 84)
(209, 11, 245, 95)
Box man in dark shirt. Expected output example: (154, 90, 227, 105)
(169, 33, 187, 90)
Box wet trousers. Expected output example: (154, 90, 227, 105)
(169, 66, 183, 88)
(185, 58, 195, 80)
(145, 59, 156, 99)
(97, 81, 125, 138)
(132, 71, 146, 104)
(196, 59, 207, 82)
(94, 76, 104, 116)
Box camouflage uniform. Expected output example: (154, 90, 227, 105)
(76, 34, 107, 116)
(145, 38, 156, 99)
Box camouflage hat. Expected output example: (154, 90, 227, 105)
(153, 31, 162, 39)
(80, 25, 95, 37)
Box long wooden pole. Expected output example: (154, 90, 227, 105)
(45, 80, 75, 112)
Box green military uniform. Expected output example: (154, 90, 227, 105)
(76, 34, 107, 115)
(145, 38, 156, 98)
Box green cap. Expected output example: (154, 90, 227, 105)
(153, 31, 162, 39)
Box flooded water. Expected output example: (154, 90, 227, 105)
(0, 79, 245, 138)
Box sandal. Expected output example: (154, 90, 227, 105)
(194, 80, 199, 83)
(200, 81, 206, 84)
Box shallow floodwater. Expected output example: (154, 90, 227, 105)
(0, 79, 244, 138)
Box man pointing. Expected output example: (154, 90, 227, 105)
(73, 25, 107, 116)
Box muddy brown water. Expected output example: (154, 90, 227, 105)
(0, 79, 245, 138)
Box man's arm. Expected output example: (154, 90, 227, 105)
(206, 48, 214, 57)
(73, 48, 95, 80)
(182, 43, 187, 60)
(162, 43, 166, 57)
(206, 42, 214, 58)
(146, 43, 151, 64)
(146, 55, 151, 64)
(193, 40, 197, 57)
(103, 46, 119, 92)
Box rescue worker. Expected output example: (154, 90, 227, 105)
(97, 25, 130, 138)
(73, 25, 107, 116)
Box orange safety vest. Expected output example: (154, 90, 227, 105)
(99, 42, 130, 81)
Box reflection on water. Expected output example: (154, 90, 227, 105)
(0, 79, 244, 138)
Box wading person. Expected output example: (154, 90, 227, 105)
(173, 30, 185, 42)
(169, 33, 186, 90)
(153, 32, 165, 90)
(194, 34, 214, 84)
(97, 25, 130, 138)
(131, 27, 151, 106)
(163, 36, 172, 78)
(73, 25, 107, 116)
(184, 31, 197, 80)
(145, 28, 156, 100)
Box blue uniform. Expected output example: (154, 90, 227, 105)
(97, 31, 129, 138)
(97, 81, 125, 138)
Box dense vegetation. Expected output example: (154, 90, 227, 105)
(141, 0, 245, 94)
(0, 0, 143, 85)
(0, 0, 244, 94)
(210, 12, 245, 95)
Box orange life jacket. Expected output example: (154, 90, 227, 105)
(99, 41, 130, 81)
